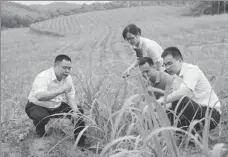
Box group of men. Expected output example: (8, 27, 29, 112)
(25, 24, 221, 148)
(138, 48, 221, 137)
(121, 24, 221, 138)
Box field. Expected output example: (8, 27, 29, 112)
(1, 6, 228, 157)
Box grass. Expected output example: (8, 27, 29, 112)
(1, 5, 228, 157)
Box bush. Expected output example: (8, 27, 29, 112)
(183, 1, 228, 16)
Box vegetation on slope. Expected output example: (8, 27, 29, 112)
(0, 0, 208, 29)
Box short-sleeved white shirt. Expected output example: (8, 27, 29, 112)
(28, 67, 75, 108)
(134, 36, 163, 68)
(175, 63, 221, 114)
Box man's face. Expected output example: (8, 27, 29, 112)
(55, 59, 72, 79)
(139, 63, 155, 79)
(163, 55, 181, 75)
(125, 32, 139, 46)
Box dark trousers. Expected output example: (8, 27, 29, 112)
(166, 96, 221, 135)
(25, 101, 85, 138)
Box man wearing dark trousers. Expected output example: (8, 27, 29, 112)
(25, 54, 86, 146)
(160, 47, 221, 136)
(139, 56, 221, 136)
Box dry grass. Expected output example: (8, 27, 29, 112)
(1, 6, 228, 157)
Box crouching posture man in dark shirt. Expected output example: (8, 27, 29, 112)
(139, 56, 221, 138)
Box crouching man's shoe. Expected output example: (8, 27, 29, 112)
(74, 135, 87, 147)
(36, 126, 47, 138)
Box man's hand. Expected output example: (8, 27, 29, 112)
(147, 86, 155, 92)
(166, 103, 172, 109)
(157, 96, 164, 105)
(147, 86, 165, 95)
(122, 67, 131, 78)
(157, 97, 172, 109)
(35, 84, 71, 101)
(146, 70, 153, 78)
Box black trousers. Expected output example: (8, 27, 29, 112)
(166, 96, 221, 135)
(25, 101, 85, 138)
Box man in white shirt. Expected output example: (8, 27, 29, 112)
(122, 24, 164, 78)
(25, 54, 86, 146)
(159, 47, 221, 135)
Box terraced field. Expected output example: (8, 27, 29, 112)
(29, 6, 228, 78)
(2, 5, 228, 157)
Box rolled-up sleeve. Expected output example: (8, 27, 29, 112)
(32, 74, 48, 95)
(147, 44, 163, 63)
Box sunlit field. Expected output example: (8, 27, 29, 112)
(1, 6, 228, 157)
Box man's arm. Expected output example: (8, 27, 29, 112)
(65, 76, 78, 112)
(147, 43, 163, 71)
(163, 74, 175, 95)
(34, 75, 71, 101)
(166, 67, 199, 103)
(36, 89, 64, 101)
(123, 60, 139, 78)
(32, 75, 63, 101)
(128, 60, 139, 72)
(66, 94, 78, 112)
(147, 86, 165, 95)
(166, 87, 191, 103)
(155, 60, 163, 71)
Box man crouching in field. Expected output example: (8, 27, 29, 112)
(25, 54, 86, 147)
(160, 47, 221, 135)
(139, 57, 174, 109)
(139, 55, 221, 139)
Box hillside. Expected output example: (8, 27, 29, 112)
(1, 0, 200, 28)
(1, 2, 50, 27)
(1, 1, 88, 28)
(2, 1, 228, 28)
(31, 2, 81, 10)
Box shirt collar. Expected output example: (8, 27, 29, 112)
(178, 62, 188, 77)
(50, 67, 58, 81)
(138, 36, 143, 49)
(133, 36, 143, 49)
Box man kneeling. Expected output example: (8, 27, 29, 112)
(25, 54, 86, 146)
(160, 47, 221, 136)
(139, 56, 221, 137)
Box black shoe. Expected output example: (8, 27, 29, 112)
(36, 131, 47, 137)
(75, 135, 86, 147)
(188, 140, 196, 147)
(36, 126, 46, 137)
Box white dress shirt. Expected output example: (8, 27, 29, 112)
(28, 67, 75, 108)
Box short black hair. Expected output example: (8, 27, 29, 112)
(122, 24, 141, 39)
(54, 54, 71, 63)
(161, 47, 183, 61)
(139, 57, 154, 67)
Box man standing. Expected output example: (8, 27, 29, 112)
(25, 54, 86, 146)
(159, 47, 221, 134)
